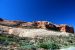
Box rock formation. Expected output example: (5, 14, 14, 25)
(33, 21, 49, 29)
(0, 18, 74, 33)
(32, 21, 74, 33)
(21, 22, 33, 27)
(57, 24, 74, 33)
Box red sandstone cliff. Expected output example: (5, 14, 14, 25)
(0, 18, 74, 33)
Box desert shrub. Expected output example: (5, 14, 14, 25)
(18, 40, 37, 50)
(0, 34, 75, 50)
(37, 41, 60, 49)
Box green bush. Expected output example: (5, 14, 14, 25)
(0, 34, 75, 50)
(38, 42, 60, 49)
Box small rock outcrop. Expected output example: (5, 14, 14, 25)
(57, 24, 74, 33)
(46, 23, 58, 31)
(33, 21, 49, 29)
(21, 22, 33, 27)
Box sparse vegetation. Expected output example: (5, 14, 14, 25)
(0, 34, 75, 50)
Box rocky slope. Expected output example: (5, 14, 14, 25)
(9, 28, 72, 38)
(0, 18, 74, 38)
(0, 18, 75, 50)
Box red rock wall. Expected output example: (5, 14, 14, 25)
(58, 25, 74, 33)
(33, 21, 49, 29)
(0, 18, 74, 33)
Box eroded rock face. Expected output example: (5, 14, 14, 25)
(21, 22, 33, 27)
(33, 21, 49, 29)
(33, 21, 74, 33)
(0, 21, 20, 27)
(58, 24, 74, 33)
(46, 23, 58, 31)
(0, 18, 74, 33)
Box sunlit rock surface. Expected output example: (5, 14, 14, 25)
(0, 18, 74, 33)
(0, 18, 74, 38)
(8, 28, 71, 38)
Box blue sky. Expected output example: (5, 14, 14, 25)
(0, 0, 75, 28)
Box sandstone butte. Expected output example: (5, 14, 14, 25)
(0, 18, 74, 37)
